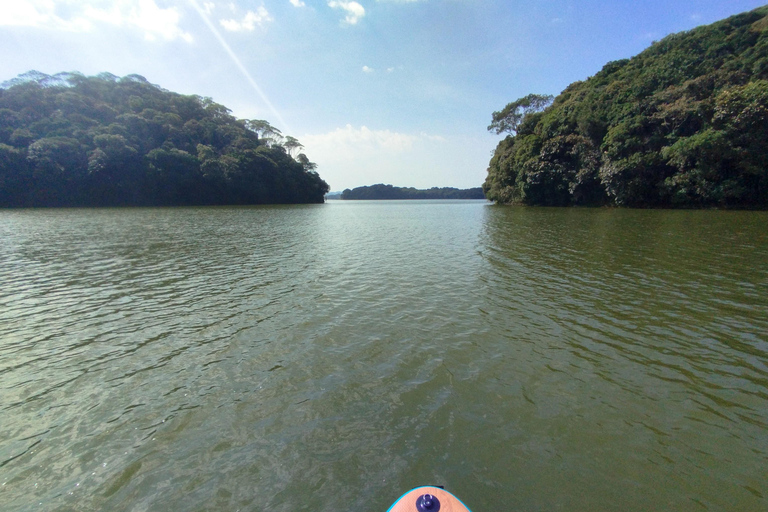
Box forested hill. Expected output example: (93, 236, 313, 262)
(0, 71, 329, 207)
(484, 6, 768, 208)
(340, 184, 485, 200)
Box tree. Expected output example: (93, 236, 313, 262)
(487, 94, 554, 135)
(296, 153, 317, 172)
(0, 71, 329, 206)
(283, 135, 304, 157)
(484, 4, 768, 208)
(26, 137, 87, 205)
(0, 143, 31, 206)
(246, 119, 283, 146)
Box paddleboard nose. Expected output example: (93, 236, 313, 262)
(387, 486, 471, 512)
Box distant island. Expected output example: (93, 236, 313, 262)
(484, 5, 768, 208)
(339, 184, 485, 200)
(0, 71, 329, 207)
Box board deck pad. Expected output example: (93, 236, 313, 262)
(387, 486, 472, 512)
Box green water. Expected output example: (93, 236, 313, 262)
(1, 201, 766, 511)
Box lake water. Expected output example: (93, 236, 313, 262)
(1, 200, 767, 511)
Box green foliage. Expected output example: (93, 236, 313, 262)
(0, 72, 328, 207)
(340, 184, 485, 200)
(484, 5, 768, 208)
(488, 94, 554, 135)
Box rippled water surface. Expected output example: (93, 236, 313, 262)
(1, 201, 767, 511)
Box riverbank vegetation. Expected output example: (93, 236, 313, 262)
(484, 6, 768, 208)
(0, 71, 329, 207)
(340, 184, 485, 200)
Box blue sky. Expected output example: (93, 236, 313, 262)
(1, 0, 766, 191)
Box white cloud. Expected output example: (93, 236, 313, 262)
(386, 67, 394, 73)
(362, 65, 374, 73)
(219, 6, 272, 32)
(420, 132, 446, 143)
(302, 124, 443, 160)
(0, 0, 193, 42)
(203, 2, 216, 15)
(328, 1, 365, 25)
(2, 1, 54, 27)
(289, 0, 305, 7)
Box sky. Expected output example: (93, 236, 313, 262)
(1, 0, 766, 191)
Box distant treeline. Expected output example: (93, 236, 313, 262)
(340, 184, 485, 200)
(0, 71, 329, 207)
(485, 6, 768, 208)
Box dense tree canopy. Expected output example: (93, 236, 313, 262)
(340, 184, 485, 200)
(484, 6, 768, 208)
(0, 71, 329, 207)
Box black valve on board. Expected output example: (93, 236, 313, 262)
(416, 493, 440, 512)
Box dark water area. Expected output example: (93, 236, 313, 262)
(1, 201, 767, 511)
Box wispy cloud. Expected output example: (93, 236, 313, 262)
(219, 6, 272, 32)
(1, 0, 193, 42)
(363, 65, 398, 74)
(289, 0, 306, 7)
(303, 124, 444, 159)
(328, 1, 365, 25)
(301, 125, 452, 189)
(420, 132, 446, 142)
(189, 0, 290, 131)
